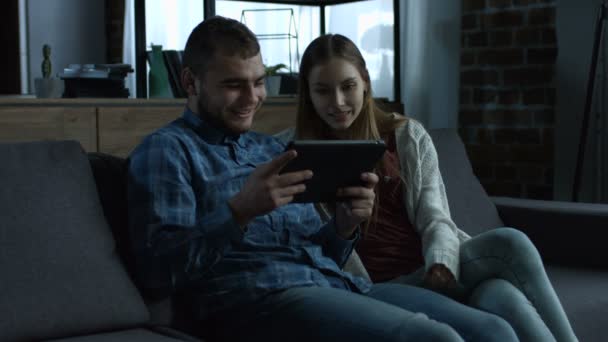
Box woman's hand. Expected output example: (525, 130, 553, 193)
(423, 264, 457, 292)
(335, 172, 379, 239)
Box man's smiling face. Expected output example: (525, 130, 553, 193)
(195, 51, 267, 134)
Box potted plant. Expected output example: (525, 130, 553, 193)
(34, 44, 64, 98)
(264, 63, 287, 96)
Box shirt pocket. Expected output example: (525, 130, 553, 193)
(243, 214, 285, 246)
(279, 204, 323, 243)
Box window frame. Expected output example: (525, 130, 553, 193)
(134, 0, 400, 101)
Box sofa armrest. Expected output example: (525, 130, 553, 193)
(491, 196, 608, 268)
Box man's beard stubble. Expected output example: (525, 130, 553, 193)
(193, 83, 264, 135)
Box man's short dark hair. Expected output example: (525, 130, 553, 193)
(182, 16, 261, 77)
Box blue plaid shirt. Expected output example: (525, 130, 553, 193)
(127, 108, 371, 317)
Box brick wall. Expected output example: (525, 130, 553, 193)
(460, 0, 557, 199)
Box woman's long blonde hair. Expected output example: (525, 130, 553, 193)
(295, 34, 406, 140)
(296, 34, 408, 231)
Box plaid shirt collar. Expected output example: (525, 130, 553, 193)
(182, 106, 244, 147)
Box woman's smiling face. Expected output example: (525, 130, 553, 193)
(307, 57, 367, 133)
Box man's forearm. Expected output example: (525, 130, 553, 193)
(133, 202, 246, 292)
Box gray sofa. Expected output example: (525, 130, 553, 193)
(1, 128, 606, 341)
(0, 141, 201, 342)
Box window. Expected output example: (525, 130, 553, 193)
(145, 0, 204, 50)
(217, 1, 320, 74)
(326, 0, 394, 100)
(135, 0, 398, 100)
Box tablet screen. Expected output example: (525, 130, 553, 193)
(281, 140, 386, 203)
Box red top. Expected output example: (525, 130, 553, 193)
(356, 134, 424, 283)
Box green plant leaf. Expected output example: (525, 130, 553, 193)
(264, 63, 288, 75)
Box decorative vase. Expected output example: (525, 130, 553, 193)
(34, 78, 64, 98)
(147, 44, 172, 98)
(265, 75, 281, 96)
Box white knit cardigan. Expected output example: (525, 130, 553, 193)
(275, 118, 471, 282)
(393, 118, 470, 281)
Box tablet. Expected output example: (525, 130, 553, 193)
(281, 140, 387, 203)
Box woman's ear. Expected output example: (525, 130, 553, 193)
(181, 67, 198, 96)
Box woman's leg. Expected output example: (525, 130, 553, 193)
(469, 278, 555, 342)
(459, 227, 577, 342)
(389, 266, 467, 300)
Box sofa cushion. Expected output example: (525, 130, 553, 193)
(0, 141, 149, 341)
(546, 265, 608, 342)
(427, 128, 504, 235)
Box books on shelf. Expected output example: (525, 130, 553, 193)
(162, 50, 186, 98)
(59, 64, 133, 98)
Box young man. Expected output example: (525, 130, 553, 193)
(127, 16, 517, 342)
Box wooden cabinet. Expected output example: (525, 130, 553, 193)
(98, 106, 183, 157)
(0, 105, 97, 151)
(0, 97, 298, 157)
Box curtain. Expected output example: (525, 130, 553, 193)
(123, 0, 136, 97)
(400, 0, 461, 129)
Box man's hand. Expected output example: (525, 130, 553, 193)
(228, 150, 312, 227)
(423, 264, 457, 292)
(335, 172, 379, 239)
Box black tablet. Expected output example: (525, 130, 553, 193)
(281, 140, 387, 203)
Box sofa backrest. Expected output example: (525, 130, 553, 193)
(87, 153, 132, 271)
(0, 140, 149, 341)
(88, 152, 195, 330)
(427, 128, 504, 235)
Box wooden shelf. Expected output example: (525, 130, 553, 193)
(0, 97, 298, 157)
(0, 97, 294, 106)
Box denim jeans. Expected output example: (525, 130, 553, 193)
(208, 283, 517, 342)
(391, 227, 578, 342)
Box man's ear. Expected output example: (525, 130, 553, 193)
(181, 67, 198, 96)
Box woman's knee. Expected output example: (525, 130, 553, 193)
(492, 227, 532, 247)
(490, 227, 542, 263)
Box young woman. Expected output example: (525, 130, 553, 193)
(284, 33, 578, 342)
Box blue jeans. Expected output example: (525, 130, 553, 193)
(208, 283, 517, 342)
(392, 228, 578, 342)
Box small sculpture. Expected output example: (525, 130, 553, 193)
(41, 44, 52, 79)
